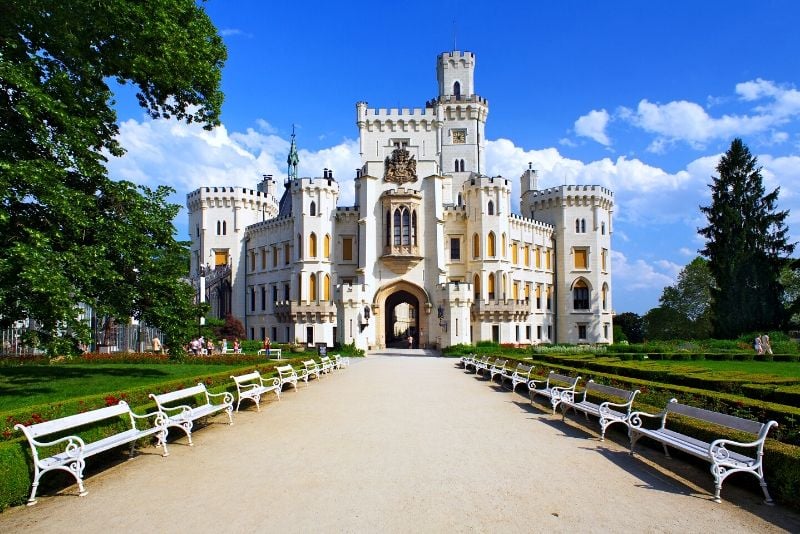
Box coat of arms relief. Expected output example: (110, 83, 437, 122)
(384, 147, 417, 184)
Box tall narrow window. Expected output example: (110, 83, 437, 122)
(472, 233, 480, 258)
(602, 283, 609, 310)
(513, 281, 519, 300)
(394, 209, 401, 245)
(324, 274, 331, 301)
(273, 246, 278, 267)
(386, 210, 391, 246)
(573, 280, 590, 310)
(574, 248, 588, 269)
(250, 287, 255, 311)
(581, 219, 586, 233)
(457, 193, 463, 206)
(511, 243, 518, 264)
(297, 274, 303, 302)
(454, 159, 460, 172)
(601, 248, 607, 271)
(310, 201, 316, 216)
(343, 237, 353, 261)
(523, 245, 530, 267)
(222, 221, 227, 235)
(453, 81, 461, 98)
(576, 219, 580, 233)
(450, 237, 460, 260)
(284, 243, 290, 264)
(401, 209, 410, 245)
(309, 233, 317, 257)
(261, 286, 266, 310)
(473, 273, 481, 300)
(297, 234, 302, 259)
(412, 210, 417, 245)
(601, 221, 606, 235)
(216, 221, 221, 235)
(309, 273, 317, 302)
(535, 247, 541, 268)
(488, 232, 496, 257)
(488, 273, 496, 300)
(460, 159, 465, 171)
(535, 284, 541, 309)
(261, 248, 266, 270)
(487, 200, 494, 215)
(324, 234, 331, 259)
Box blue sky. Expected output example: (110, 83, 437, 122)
(107, 0, 800, 315)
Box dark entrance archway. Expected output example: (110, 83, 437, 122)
(384, 290, 419, 349)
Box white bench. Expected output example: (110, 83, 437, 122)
(487, 358, 508, 382)
(528, 371, 581, 413)
(303, 359, 323, 381)
(474, 356, 496, 377)
(319, 355, 334, 374)
(257, 348, 283, 359)
(333, 354, 350, 369)
(629, 398, 778, 504)
(464, 354, 485, 373)
(149, 383, 233, 446)
(230, 371, 281, 411)
(500, 362, 536, 392)
(559, 380, 640, 440)
(459, 353, 476, 369)
(14, 401, 168, 505)
(276, 364, 308, 390)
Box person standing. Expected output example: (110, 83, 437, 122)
(221, 338, 228, 353)
(152, 337, 162, 354)
(233, 338, 241, 354)
(754, 336, 763, 355)
(762, 335, 773, 355)
(407, 335, 413, 349)
(263, 336, 271, 355)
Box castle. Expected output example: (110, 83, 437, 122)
(187, 50, 614, 350)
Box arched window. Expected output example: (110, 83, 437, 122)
(473, 273, 481, 300)
(324, 274, 331, 301)
(309, 273, 317, 302)
(602, 283, 609, 310)
(502, 233, 507, 257)
(487, 200, 494, 215)
(412, 210, 417, 245)
(472, 233, 480, 258)
(222, 221, 227, 235)
(502, 273, 507, 299)
(324, 234, 331, 259)
(297, 234, 302, 259)
(488, 273, 496, 300)
(216, 221, 221, 235)
(511, 243, 518, 264)
(401, 208, 410, 245)
(394, 209, 401, 245)
(573, 280, 590, 310)
(575, 219, 581, 233)
(310, 201, 316, 216)
(386, 210, 391, 246)
(457, 193, 463, 206)
(453, 81, 461, 98)
(488, 231, 496, 257)
(309, 233, 317, 257)
(460, 159, 465, 172)
(581, 219, 586, 233)
(601, 221, 606, 235)
(454, 159, 460, 172)
(297, 274, 302, 302)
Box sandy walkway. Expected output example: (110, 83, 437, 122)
(2, 355, 798, 533)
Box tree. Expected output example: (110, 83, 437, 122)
(658, 257, 714, 339)
(614, 312, 644, 343)
(643, 307, 692, 341)
(0, 2, 226, 352)
(699, 139, 794, 338)
(779, 260, 800, 328)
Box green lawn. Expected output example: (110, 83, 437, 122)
(0, 363, 250, 412)
(594, 357, 800, 379)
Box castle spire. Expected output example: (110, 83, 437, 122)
(287, 125, 299, 184)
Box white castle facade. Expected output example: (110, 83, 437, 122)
(187, 51, 614, 350)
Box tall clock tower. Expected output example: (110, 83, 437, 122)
(436, 51, 489, 201)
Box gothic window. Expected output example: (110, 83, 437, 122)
(412, 210, 417, 245)
(602, 283, 609, 310)
(394, 209, 401, 245)
(297, 274, 303, 302)
(309, 233, 317, 257)
(450, 237, 460, 260)
(502, 233, 507, 257)
(385, 211, 391, 246)
(310, 201, 316, 216)
(324, 274, 331, 301)
(401, 209, 410, 245)
(324, 234, 331, 259)
(297, 234, 302, 259)
(460, 159, 465, 171)
(487, 200, 494, 215)
(581, 219, 586, 233)
(454, 159, 459, 172)
(511, 243, 518, 264)
(216, 221, 221, 235)
(535, 285, 541, 309)
(488, 273, 495, 300)
(513, 281, 519, 300)
(601, 248, 607, 271)
(523, 245, 530, 267)
(261, 286, 266, 310)
(488, 231, 496, 257)
(223, 221, 226, 235)
(573, 280, 590, 310)
(457, 193, 463, 206)
(601, 221, 606, 235)
(309, 273, 317, 302)
(453, 81, 461, 98)
(575, 218, 580, 233)
(472, 233, 480, 258)
(473, 273, 481, 300)
(250, 287, 256, 311)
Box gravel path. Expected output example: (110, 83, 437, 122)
(2, 355, 799, 533)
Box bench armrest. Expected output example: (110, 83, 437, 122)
(207, 391, 234, 404)
(23, 432, 87, 452)
(237, 382, 260, 392)
(709, 437, 765, 458)
(628, 410, 666, 428)
(599, 400, 634, 411)
(527, 378, 547, 389)
(161, 404, 193, 415)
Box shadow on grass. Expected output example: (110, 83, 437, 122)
(0, 365, 170, 399)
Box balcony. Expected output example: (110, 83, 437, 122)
(380, 244, 422, 274)
(273, 300, 337, 323)
(471, 298, 531, 319)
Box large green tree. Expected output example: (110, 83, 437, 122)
(614, 312, 644, 343)
(699, 139, 794, 338)
(0, 1, 226, 352)
(658, 257, 713, 339)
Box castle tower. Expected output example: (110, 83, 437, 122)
(436, 51, 489, 199)
(525, 184, 614, 344)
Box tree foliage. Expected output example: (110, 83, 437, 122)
(614, 312, 644, 343)
(643, 307, 692, 341)
(0, 1, 226, 352)
(699, 139, 794, 338)
(658, 257, 713, 339)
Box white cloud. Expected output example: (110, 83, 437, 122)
(574, 109, 611, 146)
(610, 251, 676, 291)
(678, 247, 695, 257)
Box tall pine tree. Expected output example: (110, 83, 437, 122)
(699, 138, 794, 338)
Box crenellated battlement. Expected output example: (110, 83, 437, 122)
(437, 50, 475, 62)
(530, 184, 614, 198)
(464, 175, 511, 190)
(186, 186, 279, 213)
(365, 107, 434, 118)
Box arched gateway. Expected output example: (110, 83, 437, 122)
(373, 281, 431, 349)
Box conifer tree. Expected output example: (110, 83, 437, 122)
(699, 138, 794, 338)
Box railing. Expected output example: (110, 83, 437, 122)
(472, 299, 531, 314)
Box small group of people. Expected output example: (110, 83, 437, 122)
(754, 334, 774, 355)
(186, 336, 241, 355)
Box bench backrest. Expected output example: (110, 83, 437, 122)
(232, 371, 261, 385)
(276, 365, 296, 376)
(664, 399, 766, 435)
(18, 401, 132, 439)
(151, 383, 207, 405)
(303, 359, 317, 367)
(492, 359, 507, 368)
(514, 363, 534, 375)
(584, 380, 638, 402)
(547, 372, 578, 387)
(320, 356, 332, 365)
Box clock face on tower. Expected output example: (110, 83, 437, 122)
(452, 129, 466, 144)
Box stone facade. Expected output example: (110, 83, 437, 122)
(187, 50, 614, 349)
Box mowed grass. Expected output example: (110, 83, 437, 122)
(0, 364, 249, 412)
(594, 356, 800, 380)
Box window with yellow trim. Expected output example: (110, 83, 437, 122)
(523, 245, 530, 267)
(309, 273, 317, 302)
(342, 237, 353, 261)
(511, 242, 518, 264)
(488, 232, 496, 257)
(309, 233, 317, 258)
(324, 234, 331, 259)
(574, 248, 588, 270)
